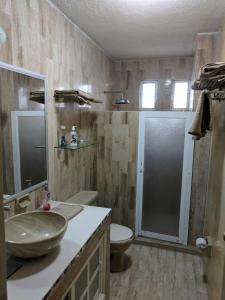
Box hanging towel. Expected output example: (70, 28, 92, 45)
(192, 62, 225, 90)
(188, 91, 212, 140)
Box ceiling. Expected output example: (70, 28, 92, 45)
(51, 0, 225, 59)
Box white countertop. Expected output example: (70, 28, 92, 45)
(7, 202, 111, 300)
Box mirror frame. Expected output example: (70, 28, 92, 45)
(0, 61, 48, 204)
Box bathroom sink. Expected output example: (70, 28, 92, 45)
(5, 211, 68, 258)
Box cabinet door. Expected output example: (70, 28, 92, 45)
(63, 291, 72, 300)
(88, 232, 108, 300)
(75, 266, 88, 300)
(89, 248, 100, 280)
(61, 231, 108, 300)
(88, 240, 102, 300)
(89, 270, 100, 300)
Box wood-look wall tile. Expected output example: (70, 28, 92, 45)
(189, 33, 221, 246)
(97, 111, 138, 230)
(111, 57, 193, 111)
(0, 0, 114, 203)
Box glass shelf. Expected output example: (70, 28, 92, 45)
(54, 141, 96, 150)
(35, 145, 46, 149)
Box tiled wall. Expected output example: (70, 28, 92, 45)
(0, 0, 114, 203)
(97, 111, 138, 230)
(204, 26, 225, 300)
(188, 33, 221, 246)
(55, 110, 98, 201)
(111, 57, 193, 110)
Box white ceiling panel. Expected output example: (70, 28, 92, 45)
(50, 0, 225, 59)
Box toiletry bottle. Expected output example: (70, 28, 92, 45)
(59, 125, 67, 147)
(70, 125, 78, 147)
(43, 183, 51, 211)
(61, 135, 67, 147)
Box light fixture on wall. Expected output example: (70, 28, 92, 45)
(104, 90, 130, 104)
(0, 27, 7, 44)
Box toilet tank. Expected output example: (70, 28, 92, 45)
(66, 191, 98, 206)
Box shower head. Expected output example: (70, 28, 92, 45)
(104, 90, 130, 105)
(115, 96, 130, 104)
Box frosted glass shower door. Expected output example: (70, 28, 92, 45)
(11, 111, 47, 193)
(136, 112, 194, 245)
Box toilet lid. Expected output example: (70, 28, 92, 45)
(110, 223, 133, 243)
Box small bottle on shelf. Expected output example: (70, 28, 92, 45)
(60, 135, 67, 147)
(58, 125, 67, 148)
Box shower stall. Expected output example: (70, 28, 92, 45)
(136, 111, 194, 245)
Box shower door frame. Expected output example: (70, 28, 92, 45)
(135, 111, 194, 245)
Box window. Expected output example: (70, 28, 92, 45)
(140, 81, 157, 109)
(173, 81, 189, 109)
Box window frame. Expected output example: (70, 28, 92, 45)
(171, 80, 191, 110)
(139, 80, 158, 110)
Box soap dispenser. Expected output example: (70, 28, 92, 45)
(70, 125, 78, 147)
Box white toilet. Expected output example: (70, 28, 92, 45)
(110, 223, 134, 272)
(66, 191, 134, 272)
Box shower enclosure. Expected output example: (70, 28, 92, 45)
(136, 112, 194, 245)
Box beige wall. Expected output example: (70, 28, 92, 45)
(0, 0, 114, 201)
(0, 1, 114, 296)
(204, 21, 225, 300)
(97, 111, 138, 230)
(111, 57, 193, 110)
(0, 130, 6, 299)
(188, 33, 221, 246)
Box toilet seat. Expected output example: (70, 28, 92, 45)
(110, 223, 133, 244)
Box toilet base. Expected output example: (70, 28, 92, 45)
(110, 251, 132, 272)
(110, 223, 134, 273)
(110, 251, 126, 272)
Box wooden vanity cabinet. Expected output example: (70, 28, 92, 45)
(45, 214, 110, 300)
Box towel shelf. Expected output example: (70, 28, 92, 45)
(54, 89, 103, 106)
(201, 90, 225, 101)
(29, 91, 45, 104)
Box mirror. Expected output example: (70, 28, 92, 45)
(0, 64, 47, 199)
